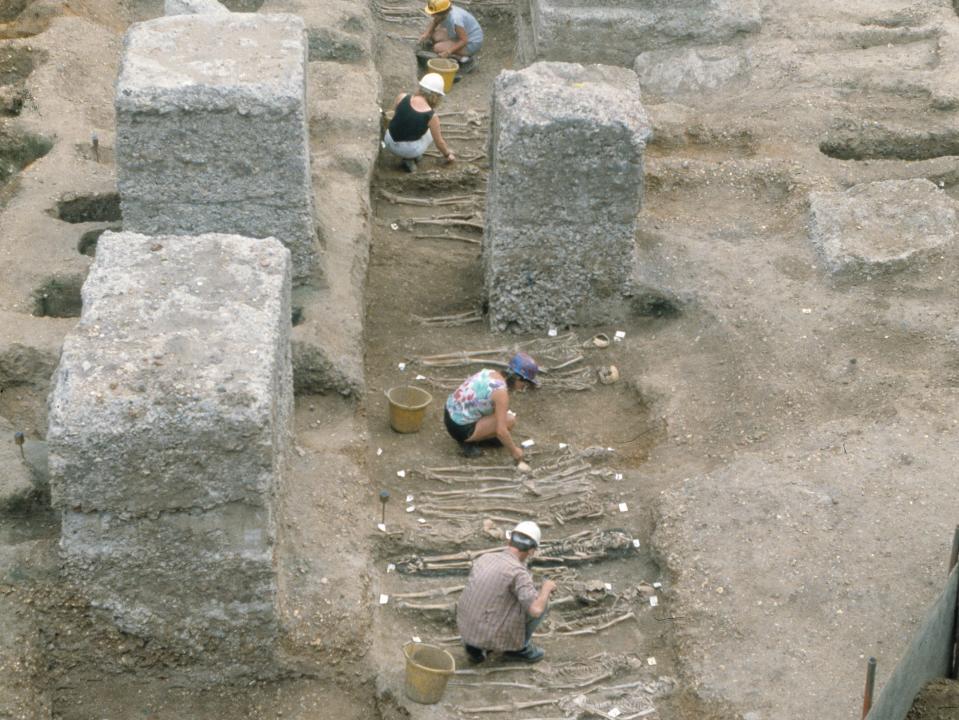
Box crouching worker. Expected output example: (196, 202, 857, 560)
(383, 73, 455, 173)
(457, 521, 556, 664)
(443, 352, 539, 459)
(418, 0, 483, 72)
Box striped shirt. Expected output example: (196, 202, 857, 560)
(456, 549, 538, 651)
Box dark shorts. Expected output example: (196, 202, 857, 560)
(444, 406, 476, 443)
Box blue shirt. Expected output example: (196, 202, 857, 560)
(442, 6, 483, 51)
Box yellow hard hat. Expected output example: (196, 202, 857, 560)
(423, 0, 450, 15)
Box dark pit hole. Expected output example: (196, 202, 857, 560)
(0, 0, 29, 25)
(52, 192, 121, 224)
(291, 305, 305, 326)
(218, 0, 264, 10)
(0, 128, 51, 183)
(820, 126, 959, 161)
(32, 275, 84, 318)
(630, 291, 682, 319)
(0, 85, 26, 117)
(0, 46, 39, 84)
(77, 226, 120, 257)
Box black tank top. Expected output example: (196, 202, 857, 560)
(389, 94, 433, 142)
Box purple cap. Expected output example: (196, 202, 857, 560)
(508, 352, 540, 386)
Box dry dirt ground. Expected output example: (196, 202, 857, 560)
(1, 0, 959, 719)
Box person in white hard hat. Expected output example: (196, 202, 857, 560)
(382, 72, 455, 173)
(456, 521, 556, 664)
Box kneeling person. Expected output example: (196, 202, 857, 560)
(419, 0, 483, 68)
(456, 521, 556, 663)
(383, 72, 455, 172)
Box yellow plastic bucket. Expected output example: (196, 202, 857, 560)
(386, 385, 433, 433)
(403, 641, 455, 704)
(427, 58, 458, 93)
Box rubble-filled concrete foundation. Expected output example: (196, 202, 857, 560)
(808, 178, 958, 278)
(517, 0, 762, 68)
(484, 62, 651, 333)
(47, 232, 293, 677)
(115, 14, 318, 281)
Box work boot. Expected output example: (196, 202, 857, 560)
(503, 644, 545, 663)
(460, 442, 482, 458)
(401, 158, 417, 173)
(465, 645, 486, 664)
(457, 56, 477, 75)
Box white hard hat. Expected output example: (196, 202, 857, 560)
(510, 521, 542, 548)
(419, 72, 446, 96)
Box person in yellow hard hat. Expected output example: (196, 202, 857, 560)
(417, 0, 483, 72)
(382, 72, 455, 172)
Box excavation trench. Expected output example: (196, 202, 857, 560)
(360, 7, 733, 720)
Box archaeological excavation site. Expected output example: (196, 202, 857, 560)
(3, 0, 959, 717)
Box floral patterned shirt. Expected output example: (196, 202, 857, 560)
(445, 369, 505, 425)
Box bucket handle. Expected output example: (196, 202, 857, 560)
(403, 641, 455, 676)
(386, 386, 434, 410)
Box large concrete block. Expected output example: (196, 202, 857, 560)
(47, 231, 291, 671)
(808, 179, 958, 277)
(115, 14, 318, 281)
(518, 0, 761, 68)
(48, 232, 293, 514)
(484, 62, 651, 332)
(60, 504, 276, 662)
(634, 45, 751, 99)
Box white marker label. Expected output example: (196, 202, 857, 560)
(379, 594, 389, 605)
(647, 657, 657, 666)
(614, 473, 623, 480)
(415, 374, 426, 380)
(417, 518, 427, 524)
(650, 596, 659, 607)
(398, 362, 406, 370)
(632, 539, 641, 548)
(604, 582, 613, 591)
(386, 563, 396, 573)
(653, 581, 662, 589)
(376, 448, 383, 456)
(406, 506, 415, 513)
(548, 327, 558, 337)
(558, 442, 568, 449)
(377, 523, 387, 532)
(411, 636, 421, 643)
(614, 330, 626, 341)
(406, 494, 414, 503)
(618, 502, 629, 513)
(397, 470, 406, 478)
(608, 709, 621, 718)
(521, 439, 535, 448)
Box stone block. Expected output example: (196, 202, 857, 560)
(808, 179, 958, 277)
(60, 504, 277, 662)
(48, 231, 293, 515)
(634, 45, 751, 98)
(47, 231, 291, 671)
(519, 0, 761, 67)
(115, 14, 318, 281)
(484, 62, 651, 332)
(164, 0, 230, 15)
